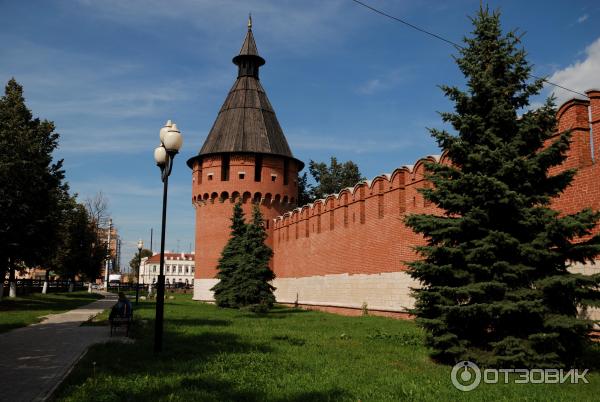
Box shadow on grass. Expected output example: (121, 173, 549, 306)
(240, 308, 308, 320)
(56, 328, 271, 400)
(178, 376, 349, 402)
(166, 318, 232, 327)
(0, 293, 100, 311)
(270, 307, 308, 314)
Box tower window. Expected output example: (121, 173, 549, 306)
(255, 155, 262, 182)
(221, 154, 230, 181)
(283, 159, 289, 185)
(239, 172, 245, 180)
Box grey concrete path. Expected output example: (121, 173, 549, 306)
(0, 291, 119, 402)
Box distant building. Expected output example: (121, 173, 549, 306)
(140, 252, 195, 287)
(15, 267, 54, 280)
(98, 225, 120, 281)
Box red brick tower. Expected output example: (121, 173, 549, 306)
(187, 18, 304, 300)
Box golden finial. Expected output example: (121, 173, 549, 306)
(248, 13, 252, 30)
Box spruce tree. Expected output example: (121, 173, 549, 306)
(212, 201, 247, 307)
(405, 7, 600, 368)
(234, 204, 276, 311)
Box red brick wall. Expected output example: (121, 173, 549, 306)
(272, 155, 444, 278)
(550, 93, 600, 238)
(272, 94, 600, 279)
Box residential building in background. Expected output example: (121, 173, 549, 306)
(140, 252, 195, 287)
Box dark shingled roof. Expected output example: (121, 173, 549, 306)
(191, 24, 302, 169)
(238, 27, 260, 57)
(199, 76, 293, 157)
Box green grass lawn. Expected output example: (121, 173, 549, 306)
(54, 295, 599, 401)
(0, 291, 102, 333)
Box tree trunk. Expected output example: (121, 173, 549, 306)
(0, 256, 6, 301)
(8, 260, 16, 298)
(88, 282, 92, 293)
(42, 269, 49, 294)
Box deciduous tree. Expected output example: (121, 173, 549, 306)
(129, 248, 153, 280)
(0, 79, 65, 298)
(302, 157, 364, 203)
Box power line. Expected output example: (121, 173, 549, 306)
(350, 0, 589, 98)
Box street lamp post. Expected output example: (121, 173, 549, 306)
(153, 120, 183, 353)
(104, 218, 113, 290)
(136, 239, 143, 304)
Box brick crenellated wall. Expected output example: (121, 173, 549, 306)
(192, 93, 600, 314)
(268, 92, 600, 314)
(271, 155, 445, 280)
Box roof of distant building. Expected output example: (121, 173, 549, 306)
(145, 253, 195, 264)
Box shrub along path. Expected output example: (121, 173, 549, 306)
(0, 292, 117, 402)
(53, 294, 600, 402)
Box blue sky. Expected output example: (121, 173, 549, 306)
(1, 0, 599, 269)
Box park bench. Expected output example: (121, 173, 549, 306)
(109, 315, 132, 337)
(109, 299, 133, 337)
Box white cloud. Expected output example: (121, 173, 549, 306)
(70, 0, 351, 55)
(288, 131, 418, 154)
(358, 79, 384, 95)
(356, 67, 412, 95)
(546, 37, 600, 106)
(577, 14, 589, 23)
(70, 179, 190, 199)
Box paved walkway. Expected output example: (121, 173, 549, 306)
(0, 291, 119, 402)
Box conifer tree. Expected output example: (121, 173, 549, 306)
(234, 204, 275, 311)
(405, 7, 600, 368)
(0, 79, 65, 296)
(212, 202, 247, 307)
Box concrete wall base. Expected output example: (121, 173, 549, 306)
(193, 271, 417, 313)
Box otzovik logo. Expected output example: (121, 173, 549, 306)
(450, 361, 590, 391)
(451, 361, 481, 391)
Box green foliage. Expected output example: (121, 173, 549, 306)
(212, 202, 248, 308)
(405, 7, 600, 368)
(301, 156, 364, 203)
(50, 199, 106, 281)
(129, 249, 153, 279)
(233, 204, 275, 309)
(0, 79, 102, 285)
(296, 172, 311, 206)
(212, 203, 276, 310)
(0, 78, 66, 279)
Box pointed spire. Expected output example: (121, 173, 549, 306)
(233, 15, 265, 77)
(237, 24, 261, 58)
(191, 18, 304, 171)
